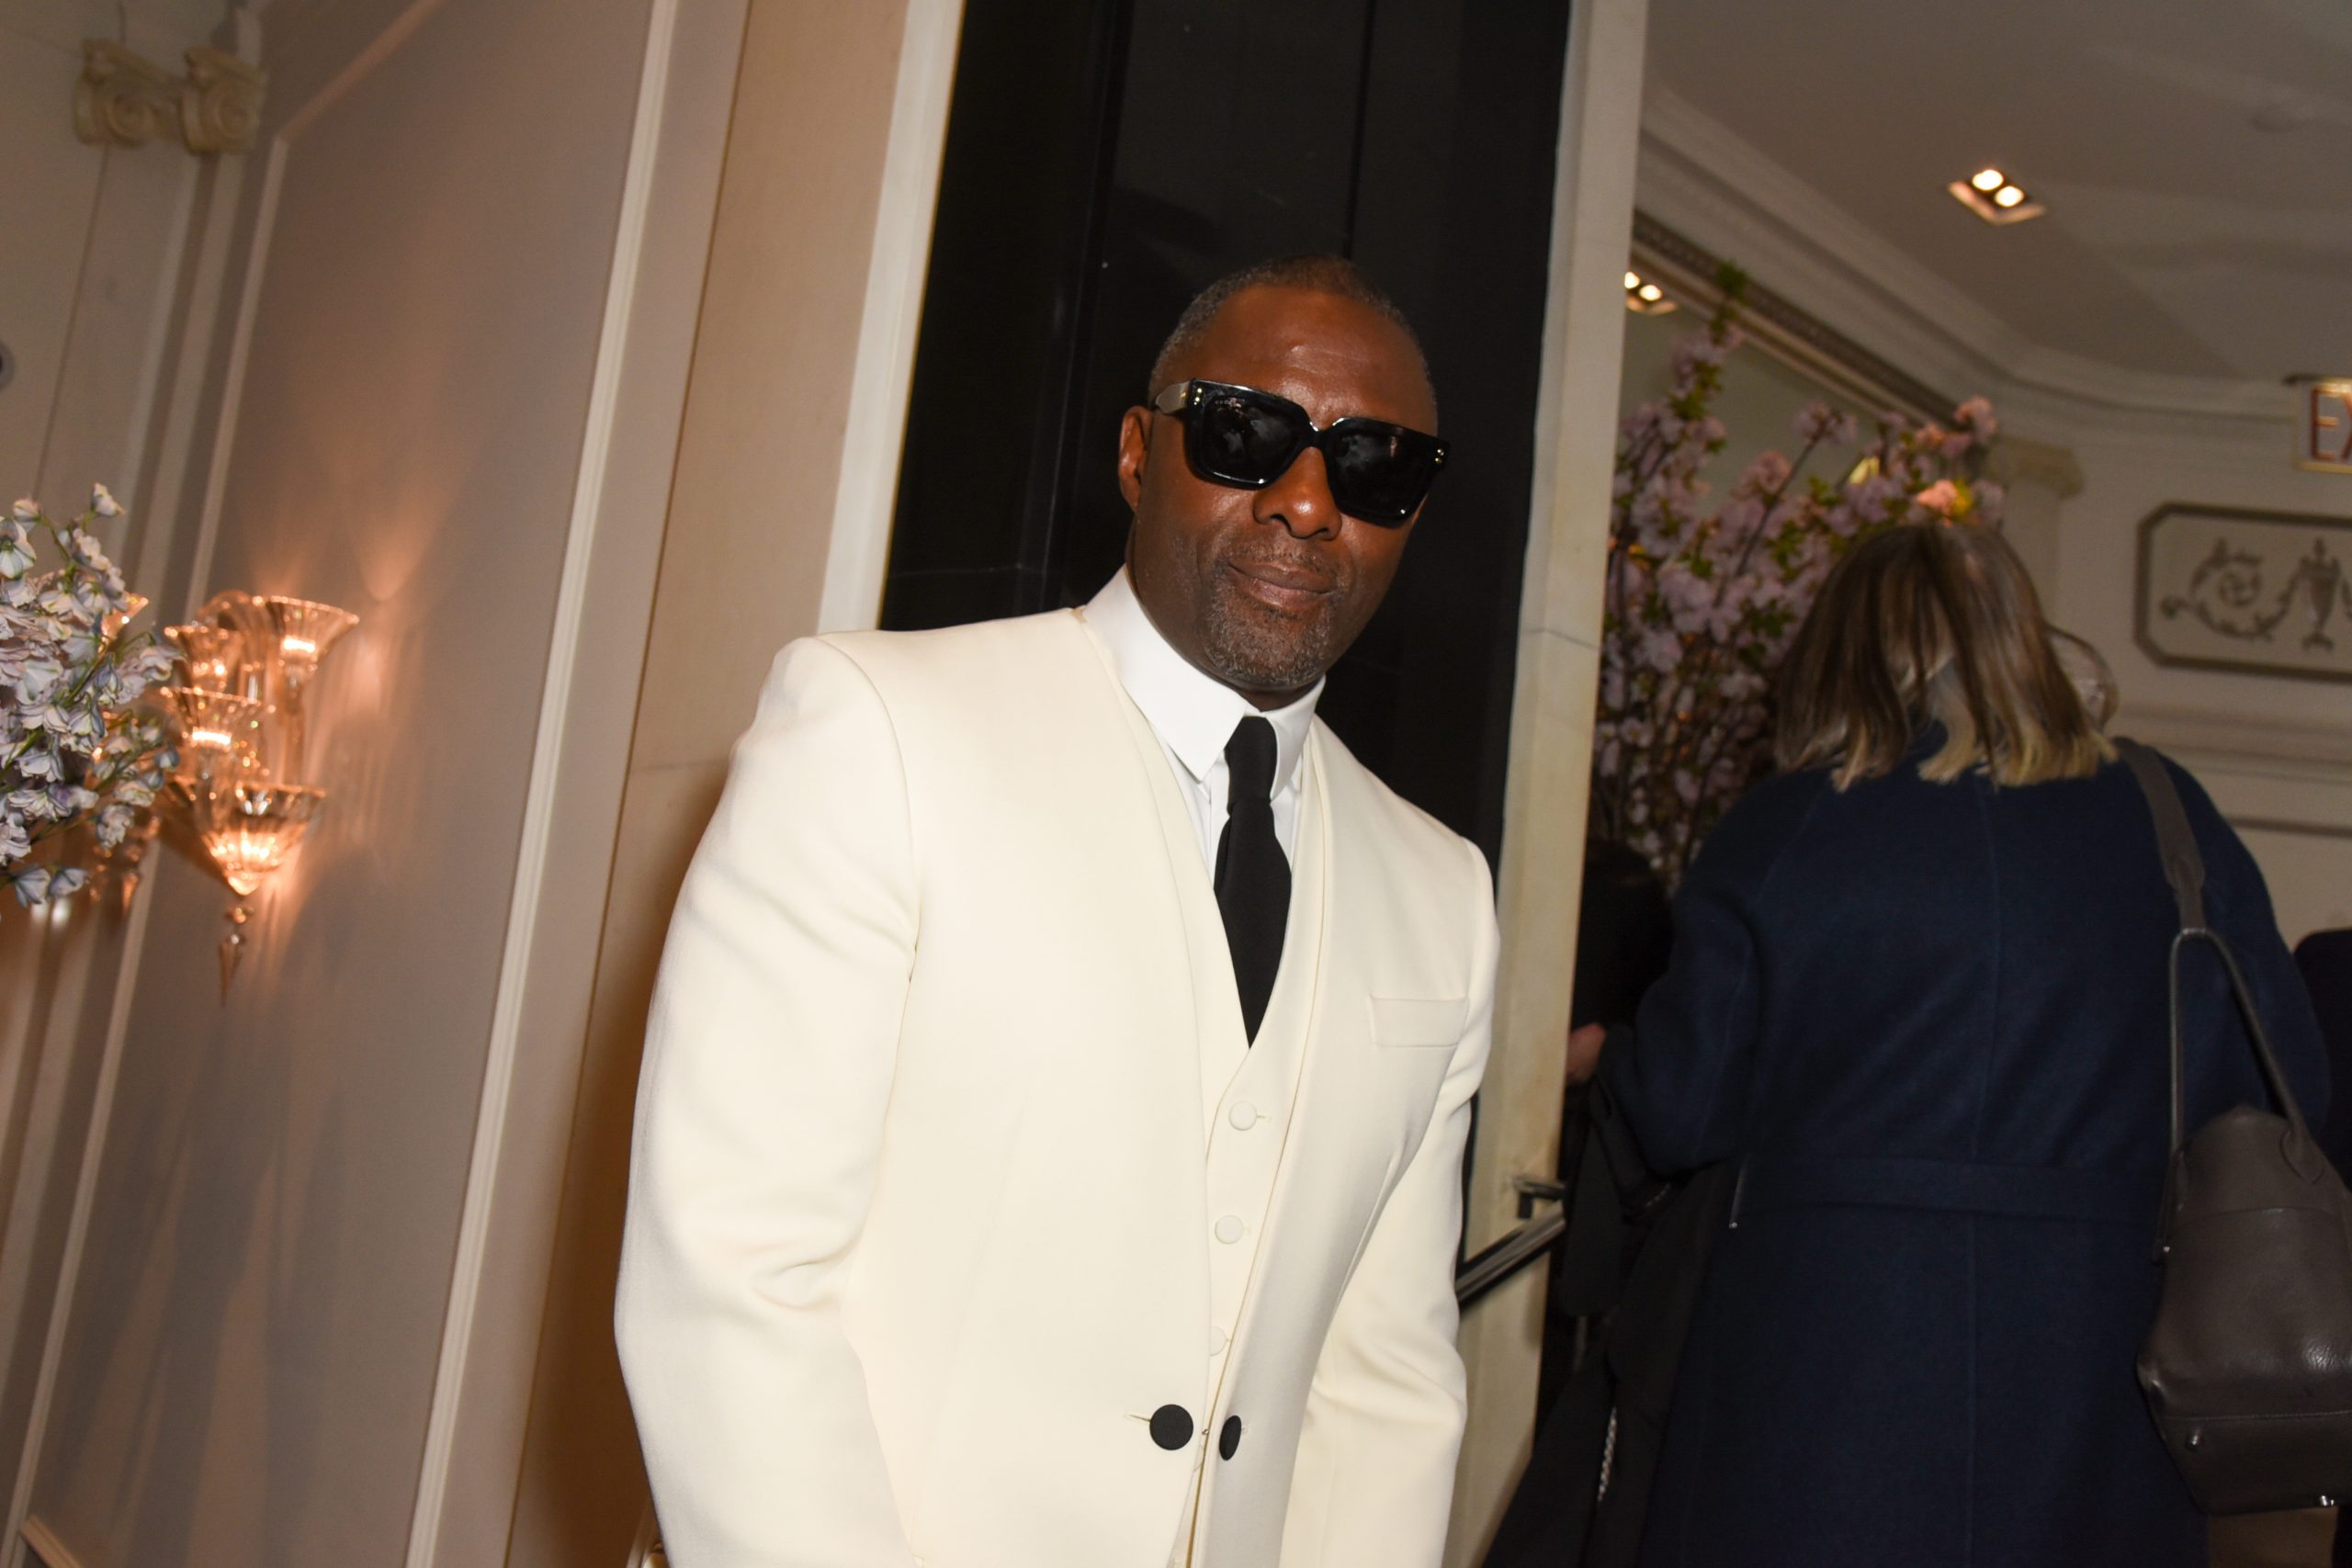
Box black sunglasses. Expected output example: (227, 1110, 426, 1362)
(1150, 378, 1448, 525)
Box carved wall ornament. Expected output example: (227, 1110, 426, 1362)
(75, 40, 263, 155)
(181, 47, 264, 153)
(2137, 503, 2352, 683)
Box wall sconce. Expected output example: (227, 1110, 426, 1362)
(156, 591, 356, 991)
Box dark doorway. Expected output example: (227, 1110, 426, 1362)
(883, 0, 1573, 862)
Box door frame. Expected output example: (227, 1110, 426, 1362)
(1446, 1, 1649, 1562)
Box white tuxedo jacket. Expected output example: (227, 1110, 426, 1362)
(616, 607, 1497, 1567)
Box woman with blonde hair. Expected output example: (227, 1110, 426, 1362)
(1594, 522, 2326, 1567)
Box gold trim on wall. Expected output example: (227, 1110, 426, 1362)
(75, 40, 263, 155)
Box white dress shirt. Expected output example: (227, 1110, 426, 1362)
(1084, 567, 1321, 872)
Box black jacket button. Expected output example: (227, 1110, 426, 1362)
(1219, 1415, 1242, 1460)
(1149, 1404, 1194, 1450)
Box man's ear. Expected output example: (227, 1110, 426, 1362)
(1116, 406, 1152, 509)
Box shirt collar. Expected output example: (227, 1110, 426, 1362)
(1084, 566, 1320, 794)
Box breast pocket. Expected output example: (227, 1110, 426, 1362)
(1367, 995, 1467, 1048)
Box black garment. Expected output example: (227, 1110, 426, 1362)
(1539, 840, 1677, 1415)
(1604, 748, 2328, 1568)
(2304, 930, 2352, 1568)
(1486, 1050, 1723, 1568)
(2300, 930, 2352, 1178)
(1215, 716, 1287, 1041)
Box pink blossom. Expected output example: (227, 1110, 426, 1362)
(1638, 627, 1684, 674)
(1795, 403, 1860, 446)
(1713, 496, 1767, 547)
(1955, 397, 1998, 440)
(1914, 479, 1962, 518)
(1733, 451, 1792, 500)
(1671, 333, 1732, 379)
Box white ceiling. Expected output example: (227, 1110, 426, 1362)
(1644, 0, 2352, 389)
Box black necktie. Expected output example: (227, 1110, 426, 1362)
(1215, 716, 1289, 1043)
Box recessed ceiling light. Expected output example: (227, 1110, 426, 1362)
(1948, 171, 2045, 225)
(1623, 267, 1678, 315)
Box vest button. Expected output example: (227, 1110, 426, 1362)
(1148, 1404, 1194, 1450)
(1214, 1214, 1245, 1244)
(1228, 1100, 1259, 1130)
(1219, 1415, 1243, 1460)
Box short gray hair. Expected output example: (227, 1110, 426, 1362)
(1146, 254, 1433, 412)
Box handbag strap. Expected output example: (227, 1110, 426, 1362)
(2117, 739, 2206, 931)
(2114, 738, 2310, 1156)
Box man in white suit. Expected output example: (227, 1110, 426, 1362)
(617, 255, 1498, 1567)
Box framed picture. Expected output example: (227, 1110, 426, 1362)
(2137, 503, 2352, 683)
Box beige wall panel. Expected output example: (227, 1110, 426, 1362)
(503, 759, 722, 1568)
(0, 17, 105, 494)
(31, 145, 206, 519)
(420, 6, 751, 1561)
(22, 0, 658, 1562)
(0, 907, 118, 1529)
(503, 2, 944, 1560)
(629, 0, 932, 766)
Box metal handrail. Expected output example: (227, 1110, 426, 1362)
(1454, 1174, 1577, 1307)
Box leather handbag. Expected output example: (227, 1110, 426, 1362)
(2120, 739, 2352, 1513)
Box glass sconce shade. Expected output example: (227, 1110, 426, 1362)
(154, 588, 355, 985)
(194, 592, 280, 705)
(156, 686, 268, 782)
(163, 621, 248, 694)
(257, 596, 359, 700)
(181, 781, 325, 897)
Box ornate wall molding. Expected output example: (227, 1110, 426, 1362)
(75, 40, 262, 155)
(2137, 503, 2352, 684)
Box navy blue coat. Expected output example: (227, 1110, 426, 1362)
(1605, 746, 2328, 1568)
(2299, 929, 2352, 1179)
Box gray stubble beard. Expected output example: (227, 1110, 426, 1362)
(1197, 580, 1343, 697)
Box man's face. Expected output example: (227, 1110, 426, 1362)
(1117, 286, 1437, 708)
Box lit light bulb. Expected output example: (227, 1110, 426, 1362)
(1971, 168, 2006, 192)
(1638, 284, 1664, 302)
(1623, 270, 1643, 290)
(1994, 185, 2026, 209)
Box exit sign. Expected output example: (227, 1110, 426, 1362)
(2300, 378, 2352, 473)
